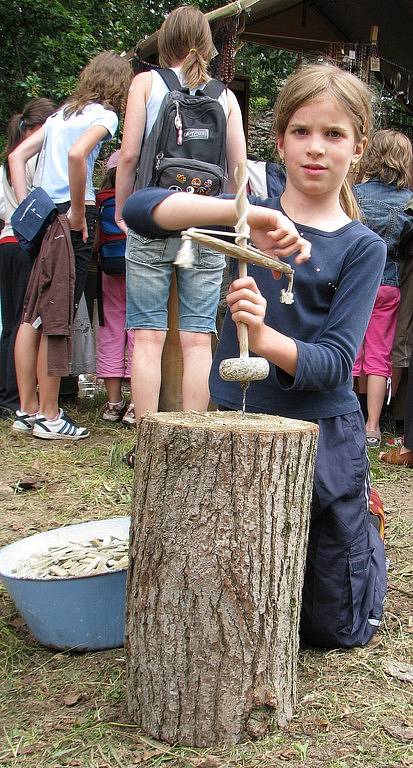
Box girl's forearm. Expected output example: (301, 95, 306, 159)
(68, 153, 87, 213)
(115, 157, 137, 221)
(151, 193, 237, 231)
(251, 324, 298, 377)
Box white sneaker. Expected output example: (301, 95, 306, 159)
(12, 410, 37, 434)
(33, 409, 90, 440)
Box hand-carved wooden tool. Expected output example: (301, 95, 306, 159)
(174, 161, 295, 412)
(218, 163, 269, 412)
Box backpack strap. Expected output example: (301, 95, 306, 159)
(156, 68, 184, 92)
(157, 69, 226, 99)
(202, 79, 226, 99)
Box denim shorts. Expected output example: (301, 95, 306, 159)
(125, 232, 226, 333)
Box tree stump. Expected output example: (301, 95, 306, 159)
(126, 411, 318, 747)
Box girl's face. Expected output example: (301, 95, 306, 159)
(277, 95, 367, 200)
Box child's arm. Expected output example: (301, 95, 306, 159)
(67, 124, 111, 242)
(150, 191, 311, 264)
(225, 90, 247, 194)
(228, 237, 387, 389)
(9, 126, 45, 202)
(226, 276, 299, 376)
(115, 72, 150, 233)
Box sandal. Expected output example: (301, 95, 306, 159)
(122, 403, 136, 428)
(122, 445, 136, 469)
(369, 487, 385, 540)
(379, 447, 413, 466)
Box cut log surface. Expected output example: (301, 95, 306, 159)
(126, 411, 319, 747)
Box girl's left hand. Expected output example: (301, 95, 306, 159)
(226, 276, 267, 347)
(67, 207, 88, 243)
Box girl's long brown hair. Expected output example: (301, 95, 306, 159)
(4, 97, 56, 182)
(158, 6, 213, 91)
(273, 64, 374, 219)
(64, 51, 132, 118)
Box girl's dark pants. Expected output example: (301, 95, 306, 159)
(218, 406, 387, 649)
(0, 242, 34, 413)
(405, 348, 413, 451)
(56, 203, 98, 311)
(300, 409, 387, 648)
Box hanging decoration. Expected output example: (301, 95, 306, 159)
(210, 11, 245, 84)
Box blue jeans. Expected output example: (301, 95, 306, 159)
(125, 232, 225, 333)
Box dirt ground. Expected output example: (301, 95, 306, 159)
(0, 407, 412, 768)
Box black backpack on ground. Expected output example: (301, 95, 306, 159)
(135, 69, 227, 196)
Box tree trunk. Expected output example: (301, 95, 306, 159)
(126, 411, 318, 747)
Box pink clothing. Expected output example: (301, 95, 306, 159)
(353, 284, 401, 378)
(96, 273, 134, 378)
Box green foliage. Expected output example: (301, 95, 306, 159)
(0, 0, 169, 131)
(237, 43, 297, 107)
(1, 0, 411, 145)
(0, 0, 297, 136)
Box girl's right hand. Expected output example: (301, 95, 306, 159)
(67, 207, 88, 243)
(226, 276, 268, 351)
(249, 207, 311, 265)
(115, 217, 128, 235)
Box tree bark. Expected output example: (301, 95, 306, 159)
(126, 411, 318, 747)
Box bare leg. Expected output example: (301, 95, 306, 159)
(131, 329, 167, 418)
(14, 322, 40, 413)
(104, 377, 123, 403)
(37, 334, 61, 419)
(180, 331, 212, 412)
(365, 374, 387, 435)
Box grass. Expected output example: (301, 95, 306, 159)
(0, 400, 412, 768)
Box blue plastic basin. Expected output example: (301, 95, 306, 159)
(0, 517, 130, 651)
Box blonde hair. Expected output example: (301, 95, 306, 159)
(64, 51, 132, 118)
(360, 129, 412, 189)
(273, 63, 374, 219)
(158, 6, 213, 91)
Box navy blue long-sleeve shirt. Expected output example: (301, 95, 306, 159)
(123, 189, 386, 420)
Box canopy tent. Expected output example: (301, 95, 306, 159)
(135, 0, 413, 119)
(239, 0, 413, 113)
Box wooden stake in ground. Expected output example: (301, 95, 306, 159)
(126, 411, 318, 747)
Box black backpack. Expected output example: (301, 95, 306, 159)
(136, 69, 227, 196)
